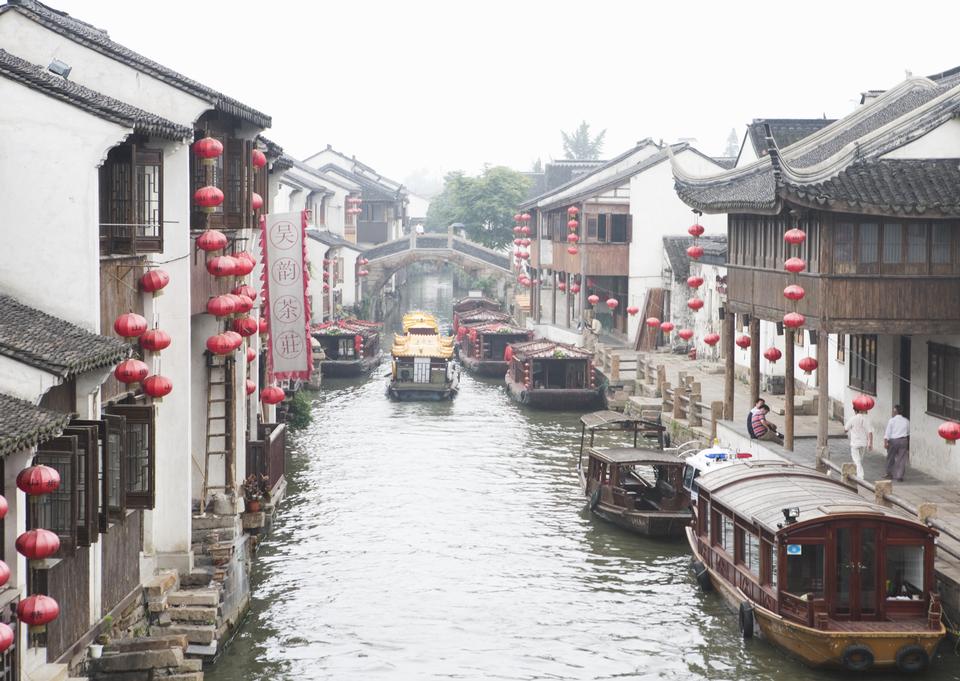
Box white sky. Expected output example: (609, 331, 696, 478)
(50, 0, 960, 185)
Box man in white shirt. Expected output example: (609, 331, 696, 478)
(844, 405, 873, 478)
(883, 405, 910, 481)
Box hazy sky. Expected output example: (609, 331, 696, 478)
(50, 0, 960, 188)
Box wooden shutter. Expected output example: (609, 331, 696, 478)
(68, 421, 105, 546)
(106, 405, 156, 509)
(32, 435, 79, 555)
(224, 138, 245, 229)
(101, 413, 128, 529)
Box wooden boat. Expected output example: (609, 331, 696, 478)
(683, 449, 944, 672)
(387, 312, 459, 401)
(452, 295, 502, 328)
(457, 322, 532, 377)
(454, 307, 513, 332)
(311, 319, 382, 377)
(577, 411, 689, 537)
(504, 339, 602, 410)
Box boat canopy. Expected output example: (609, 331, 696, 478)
(464, 322, 529, 336)
(391, 332, 454, 359)
(402, 311, 440, 333)
(453, 296, 501, 313)
(312, 318, 381, 338)
(581, 410, 662, 432)
(589, 447, 683, 466)
(509, 339, 592, 361)
(457, 309, 513, 325)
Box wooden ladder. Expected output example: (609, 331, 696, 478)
(201, 352, 235, 507)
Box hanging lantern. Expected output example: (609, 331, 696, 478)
(567, 246, 578, 255)
(139, 269, 170, 296)
(233, 252, 257, 276)
(518, 252, 530, 260)
(660, 321, 675, 333)
(261, 385, 285, 405)
(520, 226, 531, 236)
(140, 328, 172, 353)
(233, 316, 259, 337)
(687, 223, 705, 237)
(143, 375, 173, 401)
(223, 330, 243, 350)
(246, 347, 256, 363)
(322, 283, 330, 292)
(513, 213, 523, 223)
(567, 219, 579, 230)
(686, 275, 704, 289)
(246, 379, 257, 396)
(570, 284, 580, 294)
(783, 284, 805, 301)
(0, 622, 11, 653)
(234, 295, 254, 314)
(251, 192, 264, 211)
(521, 239, 531, 247)
(114, 358, 149, 384)
(196, 229, 228, 252)
(687, 297, 704, 311)
(567, 233, 579, 243)
(0, 561, 8, 588)
(232, 284, 258, 301)
(784, 228, 807, 245)
(645, 317, 660, 327)
(587, 294, 600, 305)
(17, 594, 59, 629)
(513, 226, 522, 235)
(193, 137, 223, 165)
(783, 312, 806, 329)
(194, 186, 224, 213)
(687, 245, 704, 260)
(513, 238, 522, 246)
(763, 347, 782, 362)
(114, 312, 147, 338)
(785, 257, 806, 273)
(557, 282, 566, 292)
(704, 332, 720, 346)
(798, 356, 818, 374)
(251, 148, 267, 169)
(207, 295, 237, 318)
(938, 421, 960, 445)
(16, 465, 60, 495)
(567, 206, 579, 216)
(207, 255, 238, 277)
(521, 213, 531, 222)
(259, 318, 268, 334)
(606, 298, 619, 310)
(852, 394, 876, 412)
(206, 334, 235, 355)
(16, 529, 60, 560)
(0, 495, 7, 520)
(678, 328, 694, 341)
(736, 335, 751, 349)
(358, 269, 369, 277)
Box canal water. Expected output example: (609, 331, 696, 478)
(209, 273, 960, 681)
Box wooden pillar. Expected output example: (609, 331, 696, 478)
(749, 317, 760, 406)
(784, 328, 795, 452)
(722, 313, 734, 420)
(816, 332, 830, 470)
(551, 273, 557, 325)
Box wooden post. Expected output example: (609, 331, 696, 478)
(661, 382, 672, 412)
(690, 384, 703, 427)
(840, 462, 857, 489)
(551, 273, 557, 325)
(918, 503, 937, 525)
(611, 354, 620, 382)
(816, 332, 830, 471)
(874, 479, 893, 507)
(710, 401, 723, 442)
(749, 317, 760, 406)
(656, 364, 666, 397)
(784, 328, 795, 452)
(673, 384, 685, 419)
(722, 314, 734, 420)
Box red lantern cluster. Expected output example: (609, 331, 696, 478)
(140, 269, 170, 296)
(566, 206, 579, 256)
(782, 224, 808, 330)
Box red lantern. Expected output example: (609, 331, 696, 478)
(520, 226, 531, 236)
(207, 295, 237, 318)
(139, 269, 170, 296)
(660, 321, 675, 333)
(251, 192, 264, 211)
(207, 255, 238, 277)
(567, 219, 579, 230)
(140, 329, 171, 353)
(587, 294, 600, 305)
(246, 347, 256, 363)
(938, 421, 960, 445)
(0, 622, 11, 652)
(687, 297, 704, 311)
(736, 335, 751, 349)
(259, 318, 268, 334)
(519, 252, 530, 260)
(246, 379, 256, 396)
(114, 312, 147, 338)
(143, 375, 173, 400)
(206, 334, 235, 355)
(504, 346, 513, 362)
(223, 330, 243, 350)
(567, 246, 578, 255)
(261, 385, 285, 405)
(114, 358, 148, 384)
(558, 282, 567, 292)
(521, 213, 531, 222)
(251, 148, 267, 169)
(678, 328, 694, 341)
(567, 206, 579, 216)
(606, 298, 618, 310)
(194, 186, 224, 213)
(687, 245, 704, 260)
(570, 284, 580, 294)
(196, 229, 228, 252)
(783, 284, 805, 301)
(687, 275, 704, 289)
(234, 295, 254, 314)
(513, 238, 522, 246)
(513, 226, 522, 235)
(852, 394, 875, 412)
(0, 560, 8, 588)
(798, 356, 818, 374)
(783, 312, 806, 328)
(16, 465, 60, 495)
(763, 347, 782, 362)
(521, 239, 531, 247)
(645, 317, 660, 327)
(193, 137, 223, 165)
(785, 257, 806, 273)
(0, 495, 7, 520)
(567, 233, 579, 243)
(784, 228, 807, 246)
(322, 283, 330, 292)
(233, 316, 259, 337)
(513, 213, 523, 223)
(232, 284, 258, 301)
(16, 529, 60, 560)
(17, 594, 59, 627)
(234, 252, 257, 276)
(359, 269, 369, 277)
(704, 332, 720, 346)
(688, 223, 705, 237)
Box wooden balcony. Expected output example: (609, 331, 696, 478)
(246, 422, 286, 495)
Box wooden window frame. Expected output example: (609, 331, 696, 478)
(836, 334, 846, 364)
(927, 342, 960, 421)
(849, 334, 878, 395)
(101, 413, 128, 529)
(99, 141, 164, 255)
(63, 423, 101, 547)
(31, 436, 79, 556)
(106, 405, 156, 510)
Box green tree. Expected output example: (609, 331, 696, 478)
(425, 167, 531, 249)
(561, 121, 606, 160)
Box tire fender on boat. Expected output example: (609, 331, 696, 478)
(519, 390, 527, 403)
(895, 645, 929, 673)
(737, 602, 754, 639)
(840, 644, 874, 672)
(589, 487, 602, 511)
(691, 560, 712, 592)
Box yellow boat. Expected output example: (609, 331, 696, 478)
(388, 312, 460, 400)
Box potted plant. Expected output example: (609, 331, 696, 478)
(243, 474, 270, 512)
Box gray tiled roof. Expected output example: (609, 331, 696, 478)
(2, 0, 271, 128)
(307, 229, 364, 251)
(0, 49, 190, 140)
(319, 164, 401, 203)
(745, 119, 835, 161)
(663, 235, 727, 281)
(0, 295, 131, 377)
(0, 392, 70, 457)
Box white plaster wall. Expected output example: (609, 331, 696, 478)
(882, 119, 960, 159)
(904, 336, 960, 481)
(0, 79, 129, 330)
(305, 237, 327, 324)
(0, 358, 60, 403)
(4, 448, 32, 664)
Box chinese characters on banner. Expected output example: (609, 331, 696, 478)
(261, 212, 312, 380)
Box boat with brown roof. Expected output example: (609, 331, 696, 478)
(457, 322, 532, 377)
(504, 339, 602, 410)
(311, 319, 382, 377)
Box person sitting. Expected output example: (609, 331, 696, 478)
(749, 405, 783, 444)
(746, 398, 766, 433)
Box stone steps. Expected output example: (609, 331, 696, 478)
(27, 663, 69, 681)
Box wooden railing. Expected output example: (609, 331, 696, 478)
(246, 422, 287, 493)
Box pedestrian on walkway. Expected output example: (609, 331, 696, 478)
(883, 405, 910, 481)
(844, 404, 873, 479)
(749, 405, 783, 445)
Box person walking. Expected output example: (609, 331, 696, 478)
(883, 405, 910, 481)
(844, 404, 873, 479)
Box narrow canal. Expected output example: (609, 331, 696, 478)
(209, 273, 960, 681)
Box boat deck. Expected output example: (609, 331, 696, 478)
(826, 617, 931, 632)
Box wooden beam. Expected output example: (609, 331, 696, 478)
(816, 332, 830, 470)
(784, 328, 795, 451)
(722, 313, 734, 421)
(749, 317, 760, 405)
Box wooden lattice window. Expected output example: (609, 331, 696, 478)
(68, 421, 105, 546)
(99, 142, 164, 254)
(849, 334, 878, 395)
(31, 436, 78, 556)
(101, 413, 128, 529)
(106, 405, 156, 509)
(928, 342, 960, 421)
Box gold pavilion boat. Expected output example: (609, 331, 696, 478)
(311, 319, 382, 378)
(683, 451, 944, 672)
(504, 339, 602, 410)
(388, 312, 459, 401)
(457, 321, 533, 377)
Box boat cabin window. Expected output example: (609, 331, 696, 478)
(785, 543, 825, 598)
(765, 541, 778, 588)
(682, 465, 699, 495)
(738, 528, 760, 576)
(713, 511, 734, 553)
(338, 338, 356, 358)
(886, 545, 925, 600)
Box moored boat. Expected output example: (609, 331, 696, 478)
(457, 322, 532, 377)
(312, 319, 382, 377)
(577, 410, 689, 537)
(683, 449, 945, 672)
(387, 312, 459, 401)
(504, 339, 602, 410)
(454, 307, 513, 331)
(453, 295, 502, 327)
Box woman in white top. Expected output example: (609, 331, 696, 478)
(844, 406, 873, 478)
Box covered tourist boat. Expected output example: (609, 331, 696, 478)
(388, 312, 459, 401)
(577, 411, 689, 537)
(504, 339, 601, 410)
(454, 307, 513, 332)
(457, 322, 533, 377)
(452, 295, 502, 326)
(311, 319, 382, 377)
(683, 449, 944, 673)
